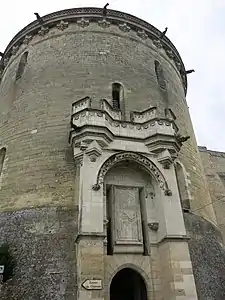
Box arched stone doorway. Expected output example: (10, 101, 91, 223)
(110, 268, 148, 300)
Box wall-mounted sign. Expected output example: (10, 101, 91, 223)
(82, 279, 102, 290)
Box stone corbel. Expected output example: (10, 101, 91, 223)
(164, 189, 172, 196)
(85, 141, 102, 162)
(92, 184, 100, 191)
(148, 222, 159, 231)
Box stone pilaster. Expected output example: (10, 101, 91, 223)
(158, 240, 198, 299)
(76, 236, 105, 300)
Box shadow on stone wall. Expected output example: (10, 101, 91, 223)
(184, 212, 225, 300)
(0, 207, 78, 300)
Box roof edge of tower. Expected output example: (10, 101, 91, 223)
(1, 7, 187, 93)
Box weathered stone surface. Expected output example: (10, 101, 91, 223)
(0, 17, 214, 222)
(0, 207, 78, 300)
(0, 7, 223, 300)
(184, 212, 225, 300)
(199, 146, 225, 242)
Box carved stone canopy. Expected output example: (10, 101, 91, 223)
(93, 152, 171, 193)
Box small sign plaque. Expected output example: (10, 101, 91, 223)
(82, 279, 102, 290)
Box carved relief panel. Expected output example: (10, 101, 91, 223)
(114, 186, 143, 244)
(105, 163, 157, 255)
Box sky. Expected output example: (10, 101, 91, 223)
(0, 0, 225, 151)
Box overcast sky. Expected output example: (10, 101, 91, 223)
(1, 0, 224, 151)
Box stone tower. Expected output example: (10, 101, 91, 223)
(0, 7, 225, 300)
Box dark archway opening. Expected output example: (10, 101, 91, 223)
(110, 268, 148, 300)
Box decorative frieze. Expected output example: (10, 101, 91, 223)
(71, 108, 175, 135)
(77, 18, 89, 28)
(119, 23, 131, 32)
(3, 57, 9, 68)
(137, 30, 148, 40)
(56, 20, 69, 31)
(38, 26, 49, 36)
(98, 19, 110, 28)
(70, 98, 181, 159)
(175, 60, 182, 71)
(11, 45, 19, 56)
(153, 39, 162, 49)
(23, 35, 33, 45)
(3, 8, 187, 94)
(166, 49, 174, 59)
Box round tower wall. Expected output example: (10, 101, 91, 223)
(0, 14, 215, 222)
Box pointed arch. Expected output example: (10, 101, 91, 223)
(106, 262, 152, 300)
(94, 152, 170, 193)
(108, 263, 149, 289)
(110, 267, 148, 300)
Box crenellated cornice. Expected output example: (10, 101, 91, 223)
(0, 7, 187, 93)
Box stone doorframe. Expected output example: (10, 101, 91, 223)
(105, 261, 153, 300)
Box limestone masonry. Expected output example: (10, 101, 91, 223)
(0, 6, 225, 300)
